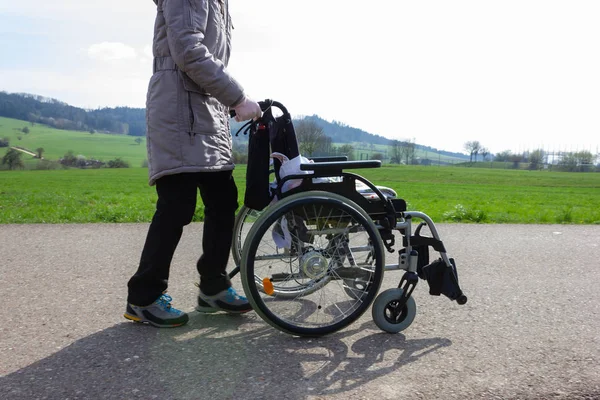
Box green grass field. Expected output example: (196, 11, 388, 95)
(0, 117, 148, 167)
(2, 116, 599, 224)
(1, 165, 599, 224)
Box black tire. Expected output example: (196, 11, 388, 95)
(241, 191, 385, 337)
(232, 205, 263, 268)
(371, 288, 417, 333)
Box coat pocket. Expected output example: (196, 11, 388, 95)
(179, 71, 224, 135)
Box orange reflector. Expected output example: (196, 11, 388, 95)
(263, 278, 274, 295)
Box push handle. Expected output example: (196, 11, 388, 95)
(229, 99, 287, 119)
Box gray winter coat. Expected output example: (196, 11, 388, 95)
(146, 0, 245, 185)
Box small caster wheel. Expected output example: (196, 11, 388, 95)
(372, 288, 417, 333)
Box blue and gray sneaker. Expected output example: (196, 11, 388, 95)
(124, 293, 189, 328)
(196, 286, 252, 314)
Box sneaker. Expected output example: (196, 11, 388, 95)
(124, 293, 189, 328)
(193, 282, 218, 313)
(197, 286, 252, 314)
(195, 296, 219, 313)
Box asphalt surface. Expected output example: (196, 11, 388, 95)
(1, 223, 599, 400)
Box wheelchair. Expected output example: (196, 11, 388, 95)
(228, 100, 467, 337)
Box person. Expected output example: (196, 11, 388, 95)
(124, 0, 262, 328)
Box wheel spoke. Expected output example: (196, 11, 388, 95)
(242, 192, 385, 336)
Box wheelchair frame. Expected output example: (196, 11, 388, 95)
(229, 100, 467, 337)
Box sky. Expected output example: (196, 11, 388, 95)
(0, 0, 599, 155)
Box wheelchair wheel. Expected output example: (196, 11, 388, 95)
(233, 204, 330, 298)
(343, 278, 373, 300)
(241, 191, 385, 337)
(232, 205, 263, 268)
(371, 288, 416, 333)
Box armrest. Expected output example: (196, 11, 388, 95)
(300, 160, 381, 172)
(309, 156, 348, 162)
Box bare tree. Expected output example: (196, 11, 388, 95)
(464, 141, 482, 162)
(390, 140, 402, 164)
(400, 139, 416, 164)
(390, 139, 416, 164)
(295, 119, 327, 157)
(337, 144, 355, 161)
(319, 135, 333, 156)
(481, 147, 489, 161)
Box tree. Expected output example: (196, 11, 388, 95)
(2, 148, 25, 170)
(371, 152, 384, 161)
(28, 112, 38, 126)
(390, 140, 402, 164)
(134, 137, 143, 145)
(494, 150, 512, 162)
(36, 147, 45, 159)
(509, 153, 524, 169)
(60, 150, 77, 167)
(22, 126, 30, 134)
(390, 139, 416, 164)
(464, 141, 482, 162)
(481, 147, 489, 161)
(574, 150, 595, 166)
(528, 149, 545, 170)
(558, 150, 596, 172)
(107, 157, 130, 168)
(337, 144, 356, 161)
(400, 139, 416, 165)
(295, 119, 328, 157)
(0, 137, 9, 148)
(314, 135, 333, 157)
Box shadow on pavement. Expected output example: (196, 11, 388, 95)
(1, 312, 452, 400)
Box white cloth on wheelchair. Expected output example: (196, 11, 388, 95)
(271, 152, 341, 194)
(272, 215, 292, 249)
(271, 152, 313, 193)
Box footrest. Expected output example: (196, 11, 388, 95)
(417, 258, 466, 303)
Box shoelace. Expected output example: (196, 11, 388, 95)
(226, 287, 247, 302)
(156, 294, 175, 312)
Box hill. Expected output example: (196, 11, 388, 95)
(300, 115, 468, 160)
(0, 90, 469, 164)
(0, 116, 148, 168)
(0, 91, 146, 136)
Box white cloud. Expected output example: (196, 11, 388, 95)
(143, 45, 153, 59)
(88, 42, 137, 62)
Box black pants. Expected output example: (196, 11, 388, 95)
(127, 171, 238, 306)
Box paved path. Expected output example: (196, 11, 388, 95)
(1, 224, 599, 400)
(10, 146, 38, 157)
